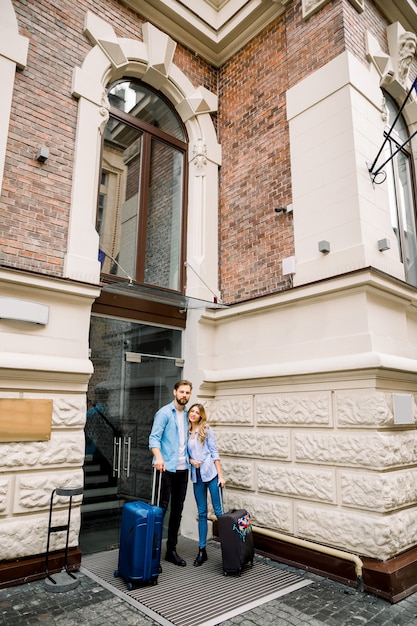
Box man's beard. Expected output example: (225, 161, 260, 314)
(177, 397, 188, 405)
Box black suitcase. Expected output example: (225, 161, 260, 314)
(114, 470, 163, 589)
(217, 507, 254, 575)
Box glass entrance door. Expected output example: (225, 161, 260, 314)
(80, 316, 183, 554)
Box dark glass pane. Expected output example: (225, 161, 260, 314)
(82, 316, 183, 553)
(397, 150, 417, 286)
(99, 119, 143, 280)
(144, 139, 184, 290)
(108, 81, 185, 141)
(384, 93, 417, 287)
(385, 94, 408, 142)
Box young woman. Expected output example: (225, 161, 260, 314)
(187, 403, 226, 566)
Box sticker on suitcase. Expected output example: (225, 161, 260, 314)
(233, 513, 252, 541)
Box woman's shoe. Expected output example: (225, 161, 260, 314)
(193, 547, 208, 566)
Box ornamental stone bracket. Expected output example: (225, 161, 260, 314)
(98, 90, 110, 135)
(302, 0, 363, 20)
(365, 23, 417, 119)
(192, 138, 207, 172)
(74, 12, 220, 133)
(141, 22, 177, 89)
(177, 86, 218, 122)
(82, 13, 178, 90)
(365, 30, 392, 81)
(84, 11, 128, 70)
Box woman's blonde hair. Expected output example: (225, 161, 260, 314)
(188, 403, 209, 444)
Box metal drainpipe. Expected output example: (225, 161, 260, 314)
(252, 525, 364, 591)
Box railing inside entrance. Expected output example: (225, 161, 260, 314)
(85, 405, 130, 479)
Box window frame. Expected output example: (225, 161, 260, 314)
(99, 79, 189, 295)
(383, 92, 417, 287)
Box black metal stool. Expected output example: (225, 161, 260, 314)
(45, 485, 83, 589)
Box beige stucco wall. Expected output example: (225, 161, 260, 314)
(181, 48, 417, 558)
(287, 50, 408, 287)
(187, 270, 417, 560)
(2, 4, 417, 569)
(0, 269, 98, 560)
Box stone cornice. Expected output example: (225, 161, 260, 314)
(122, 0, 289, 66)
(120, 1, 417, 69)
(375, 0, 417, 32)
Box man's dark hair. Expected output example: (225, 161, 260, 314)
(174, 379, 193, 390)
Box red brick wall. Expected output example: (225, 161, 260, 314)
(217, 1, 349, 304)
(343, 0, 387, 63)
(2, 0, 140, 276)
(1, 1, 216, 278)
(1, 0, 401, 305)
(218, 14, 292, 304)
(216, 0, 396, 304)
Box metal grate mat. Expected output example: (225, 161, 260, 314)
(81, 536, 312, 626)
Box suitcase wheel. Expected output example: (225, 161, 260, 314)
(127, 582, 133, 591)
(114, 570, 119, 578)
(223, 569, 241, 576)
(151, 577, 158, 586)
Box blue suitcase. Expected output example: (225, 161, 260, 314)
(114, 471, 163, 589)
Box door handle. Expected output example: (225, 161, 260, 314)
(113, 436, 122, 477)
(122, 436, 131, 478)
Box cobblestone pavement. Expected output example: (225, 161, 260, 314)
(1, 564, 417, 626)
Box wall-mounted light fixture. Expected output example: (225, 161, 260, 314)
(318, 240, 330, 254)
(393, 393, 414, 425)
(36, 147, 49, 163)
(0, 297, 49, 325)
(377, 238, 390, 252)
(282, 256, 296, 276)
(275, 207, 287, 214)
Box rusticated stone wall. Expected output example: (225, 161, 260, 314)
(0, 395, 85, 561)
(202, 386, 417, 561)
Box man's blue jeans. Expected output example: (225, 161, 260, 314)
(193, 471, 223, 548)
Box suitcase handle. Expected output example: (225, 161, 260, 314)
(152, 467, 162, 507)
(219, 485, 228, 515)
(152, 531, 159, 558)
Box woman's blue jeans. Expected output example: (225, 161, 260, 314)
(193, 471, 223, 548)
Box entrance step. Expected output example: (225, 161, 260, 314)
(82, 441, 116, 497)
(81, 437, 123, 542)
(81, 499, 124, 514)
(84, 473, 110, 485)
(84, 463, 101, 474)
(83, 486, 118, 499)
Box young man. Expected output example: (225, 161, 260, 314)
(149, 379, 192, 566)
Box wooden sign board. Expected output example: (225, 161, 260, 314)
(0, 399, 53, 442)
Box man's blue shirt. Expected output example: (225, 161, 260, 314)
(149, 400, 190, 472)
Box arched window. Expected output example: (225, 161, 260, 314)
(384, 93, 417, 287)
(98, 80, 188, 293)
